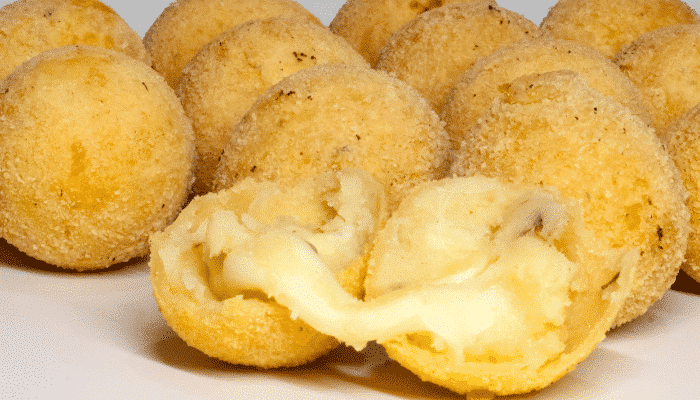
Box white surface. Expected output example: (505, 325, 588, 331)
(2, 252, 699, 400)
(2, 0, 700, 399)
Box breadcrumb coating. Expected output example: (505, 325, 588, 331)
(177, 17, 368, 196)
(443, 36, 652, 150)
(0, 0, 150, 80)
(450, 70, 690, 327)
(661, 104, 700, 283)
(0, 45, 195, 270)
(212, 64, 452, 211)
(540, 0, 699, 58)
(144, 0, 322, 88)
(375, 1, 537, 114)
(329, 0, 469, 66)
(614, 24, 700, 133)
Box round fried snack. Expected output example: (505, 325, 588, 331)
(660, 104, 700, 283)
(0, 0, 150, 80)
(177, 17, 368, 196)
(212, 64, 452, 210)
(196, 175, 637, 395)
(540, 0, 699, 58)
(0, 45, 195, 270)
(614, 24, 700, 133)
(450, 70, 690, 327)
(144, 0, 322, 88)
(443, 37, 652, 150)
(364, 177, 638, 396)
(150, 169, 387, 367)
(328, 0, 470, 66)
(375, 1, 537, 113)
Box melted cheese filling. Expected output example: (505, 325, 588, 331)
(194, 176, 580, 367)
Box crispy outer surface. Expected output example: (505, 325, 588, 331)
(450, 70, 690, 327)
(0, 0, 150, 79)
(661, 104, 700, 283)
(144, 0, 322, 88)
(540, 0, 699, 58)
(375, 1, 537, 114)
(614, 24, 700, 133)
(0, 45, 195, 270)
(177, 17, 368, 196)
(212, 64, 452, 211)
(328, 0, 470, 66)
(443, 36, 652, 150)
(149, 176, 364, 368)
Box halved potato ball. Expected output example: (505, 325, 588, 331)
(364, 176, 638, 396)
(443, 36, 651, 150)
(0, 0, 150, 79)
(329, 0, 470, 66)
(540, 0, 699, 58)
(661, 104, 700, 283)
(0, 45, 195, 270)
(212, 64, 452, 210)
(614, 24, 700, 132)
(450, 70, 690, 327)
(177, 17, 368, 196)
(150, 168, 387, 367)
(375, 1, 537, 113)
(144, 0, 322, 88)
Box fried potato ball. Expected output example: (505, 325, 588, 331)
(450, 70, 690, 327)
(328, 0, 470, 66)
(375, 1, 537, 114)
(0, 0, 150, 80)
(192, 174, 636, 395)
(442, 37, 652, 150)
(0, 45, 195, 270)
(144, 0, 322, 88)
(540, 0, 699, 58)
(212, 64, 452, 211)
(363, 176, 638, 396)
(660, 104, 700, 283)
(614, 24, 700, 133)
(177, 17, 368, 196)
(150, 169, 387, 367)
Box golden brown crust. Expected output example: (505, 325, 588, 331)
(443, 36, 652, 150)
(143, 0, 322, 88)
(0, 45, 195, 270)
(450, 70, 690, 327)
(0, 0, 150, 79)
(614, 24, 700, 132)
(661, 104, 700, 283)
(329, 0, 470, 66)
(176, 17, 368, 196)
(375, 1, 538, 114)
(212, 64, 452, 210)
(540, 0, 699, 58)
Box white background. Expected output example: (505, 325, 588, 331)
(2, 1, 700, 400)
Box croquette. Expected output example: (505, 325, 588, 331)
(150, 169, 387, 367)
(443, 36, 652, 150)
(177, 17, 368, 196)
(450, 70, 690, 327)
(144, 0, 322, 88)
(0, 45, 195, 270)
(329, 0, 469, 66)
(375, 1, 537, 114)
(540, 0, 699, 58)
(660, 104, 700, 283)
(212, 64, 452, 211)
(0, 0, 150, 80)
(614, 24, 700, 132)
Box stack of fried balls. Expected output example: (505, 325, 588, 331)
(2, 0, 699, 397)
